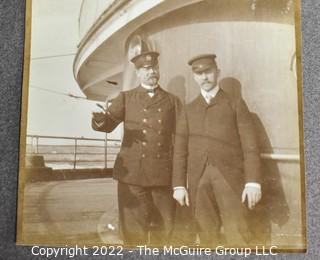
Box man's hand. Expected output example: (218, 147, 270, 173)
(241, 185, 262, 210)
(173, 188, 189, 207)
(92, 103, 106, 122)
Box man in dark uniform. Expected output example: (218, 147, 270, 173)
(174, 54, 262, 246)
(92, 51, 188, 247)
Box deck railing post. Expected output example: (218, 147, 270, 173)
(74, 138, 78, 169)
(104, 135, 108, 168)
(36, 136, 39, 154)
(31, 136, 34, 154)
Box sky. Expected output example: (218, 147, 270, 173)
(26, 0, 121, 143)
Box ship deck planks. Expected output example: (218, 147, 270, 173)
(21, 178, 122, 246)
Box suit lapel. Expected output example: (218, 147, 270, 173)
(136, 85, 151, 108)
(144, 87, 168, 108)
(193, 89, 224, 111)
(207, 89, 223, 107)
(192, 95, 207, 113)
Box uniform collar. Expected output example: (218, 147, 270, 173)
(200, 86, 220, 100)
(137, 85, 166, 108)
(197, 87, 222, 107)
(141, 83, 159, 90)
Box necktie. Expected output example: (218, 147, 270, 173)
(205, 93, 212, 104)
(146, 89, 155, 94)
(146, 87, 157, 97)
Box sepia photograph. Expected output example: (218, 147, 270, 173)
(17, 0, 306, 251)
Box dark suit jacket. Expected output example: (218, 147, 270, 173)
(92, 86, 186, 187)
(173, 89, 262, 207)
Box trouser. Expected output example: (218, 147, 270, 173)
(118, 182, 175, 247)
(194, 163, 251, 247)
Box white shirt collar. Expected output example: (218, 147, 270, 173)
(201, 86, 220, 101)
(141, 82, 158, 90)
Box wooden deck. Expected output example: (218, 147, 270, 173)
(21, 178, 122, 246)
(19, 176, 305, 249)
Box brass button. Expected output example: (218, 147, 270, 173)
(143, 118, 147, 123)
(158, 130, 162, 135)
(158, 108, 162, 112)
(156, 154, 161, 158)
(142, 129, 147, 134)
(158, 119, 162, 124)
(157, 142, 161, 146)
(143, 108, 148, 112)
(142, 142, 147, 146)
(142, 154, 146, 158)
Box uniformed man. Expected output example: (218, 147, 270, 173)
(174, 54, 262, 246)
(92, 51, 188, 247)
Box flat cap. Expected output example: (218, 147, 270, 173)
(130, 51, 159, 69)
(188, 54, 217, 73)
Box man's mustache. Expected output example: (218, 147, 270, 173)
(147, 74, 158, 78)
(201, 81, 213, 85)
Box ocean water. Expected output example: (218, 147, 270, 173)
(26, 144, 119, 169)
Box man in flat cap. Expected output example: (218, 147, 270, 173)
(92, 51, 188, 246)
(174, 54, 262, 246)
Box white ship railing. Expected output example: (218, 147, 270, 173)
(26, 134, 121, 169)
(26, 135, 300, 170)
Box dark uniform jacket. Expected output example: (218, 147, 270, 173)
(173, 89, 262, 207)
(92, 85, 186, 187)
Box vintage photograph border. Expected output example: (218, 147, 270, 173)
(0, 0, 319, 258)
